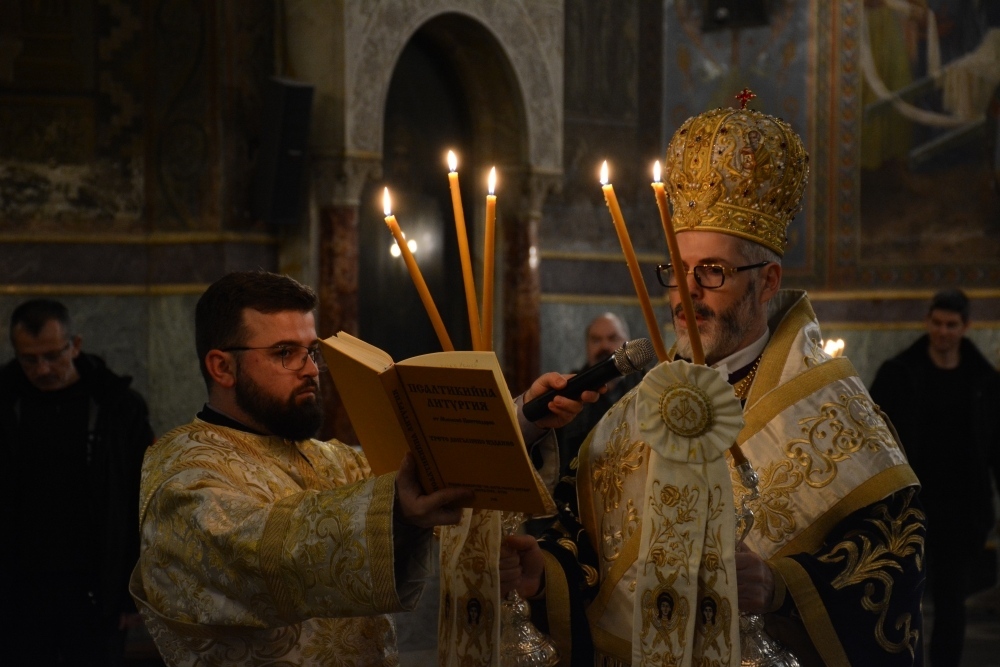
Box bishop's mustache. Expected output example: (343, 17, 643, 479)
(674, 302, 715, 321)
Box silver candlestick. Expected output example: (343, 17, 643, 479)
(734, 460, 801, 667)
(499, 511, 559, 667)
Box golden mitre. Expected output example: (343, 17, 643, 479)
(663, 100, 809, 256)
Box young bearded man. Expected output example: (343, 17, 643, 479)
(499, 102, 926, 666)
(131, 271, 592, 666)
(872, 289, 1000, 667)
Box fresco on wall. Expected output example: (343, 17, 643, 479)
(858, 0, 1000, 273)
(662, 1, 815, 276)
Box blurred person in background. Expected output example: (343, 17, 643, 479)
(872, 288, 1000, 667)
(1, 299, 154, 666)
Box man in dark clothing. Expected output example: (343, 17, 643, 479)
(553, 313, 644, 480)
(525, 314, 643, 541)
(871, 288, 1000, 667)
(0, 299, 154, 667)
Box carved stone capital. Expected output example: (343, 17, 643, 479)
(311, 152, 382, 207)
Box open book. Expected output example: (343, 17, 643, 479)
(320, 332, 554, 514)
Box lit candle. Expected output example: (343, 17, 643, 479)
(601, 161, 668, 362)
(481, 167, 497, 351)
(652, 160, 704, 365)
(447, 150, 483, 351)
(383, 188, 454, 351)
(653, 163, 747, 466)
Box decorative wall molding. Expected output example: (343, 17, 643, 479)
(343, 0, 563, 171)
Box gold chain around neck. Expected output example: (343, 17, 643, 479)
(732, 356, 763, 400)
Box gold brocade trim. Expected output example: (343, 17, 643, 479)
(295, 450, 325, 490)
(138, 458, 236, 527)
(732, 355, 762, 400)
(138, 422, 305, 526)
(772, 558, 850, 667)
(771, 465, 919, 560)
(261, 494, 303, 621)
(747, 293, 817, 407)
(737, 357, 857, 445)
(578, 430, 600, 556)
(367, 473, 398, 608)
(541, 550, 572, 665)
(818, 489, 924, 657)
(130, 567, 271, 641)
(586, 527, 642, 632)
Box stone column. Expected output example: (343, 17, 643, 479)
(502, 170, 562, 392)
(312, 152, 381, 441)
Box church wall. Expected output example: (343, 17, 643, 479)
(0, 0, 280, 436)
(536, 0, 1000, 380)
(0, 292, 202, 437)
(2, 0, 998, 437)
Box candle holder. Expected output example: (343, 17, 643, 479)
(734, 460, 801, 667)
(499, 511, 559, 667)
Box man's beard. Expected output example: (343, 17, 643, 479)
(673, 283, 759, 364)
(234, 368, 323, 440)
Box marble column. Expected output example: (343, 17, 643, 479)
(312, 152, 381, 441)
(502, 170, 562, 392)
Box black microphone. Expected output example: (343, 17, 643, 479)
(523, 338, 656, 422)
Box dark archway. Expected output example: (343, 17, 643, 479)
(359, 13, 528, 363)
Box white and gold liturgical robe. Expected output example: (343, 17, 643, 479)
(535, 290, 926, 666)
(130, 417, 432, 666)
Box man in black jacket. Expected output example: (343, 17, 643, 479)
(0, 299, 154, 667)
(554, 313, 644, 479)
(871, 288, 1000, 667)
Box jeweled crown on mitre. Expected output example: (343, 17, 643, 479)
(662, 90, 809, 256)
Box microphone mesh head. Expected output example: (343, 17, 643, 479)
(615, 338, 655, 374)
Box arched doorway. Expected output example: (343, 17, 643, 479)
(359, 13, 528, 363)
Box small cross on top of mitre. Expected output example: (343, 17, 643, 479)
(736, 88, 756, 110)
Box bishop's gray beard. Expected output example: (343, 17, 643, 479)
(234, 369, 323, 440)
(672, 285, 759, 365)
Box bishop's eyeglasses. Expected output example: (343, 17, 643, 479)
(220, 344, 326, 371)
(655, 261, 770, 289)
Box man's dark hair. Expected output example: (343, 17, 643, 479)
(929, 289, 970, 323)
(195, 271, 317, 387)
(10, 299, 72, 342)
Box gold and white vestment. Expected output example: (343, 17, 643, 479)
(131, 419, 432, 666)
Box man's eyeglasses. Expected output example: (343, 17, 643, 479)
(17, 341, 72, 367)
(221, 344, 326, 371)
(655, 261, 770, 289)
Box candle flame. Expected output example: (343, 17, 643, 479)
(383, 187, 392, 216)
(823, 338, 845, 357)
(488, 167, 496, 195)
(447, 150, 457, 172)
(653, 160, 662, 183)
(600, 161, 609, 185)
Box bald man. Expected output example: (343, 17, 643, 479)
(556, 313, 643, 479)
